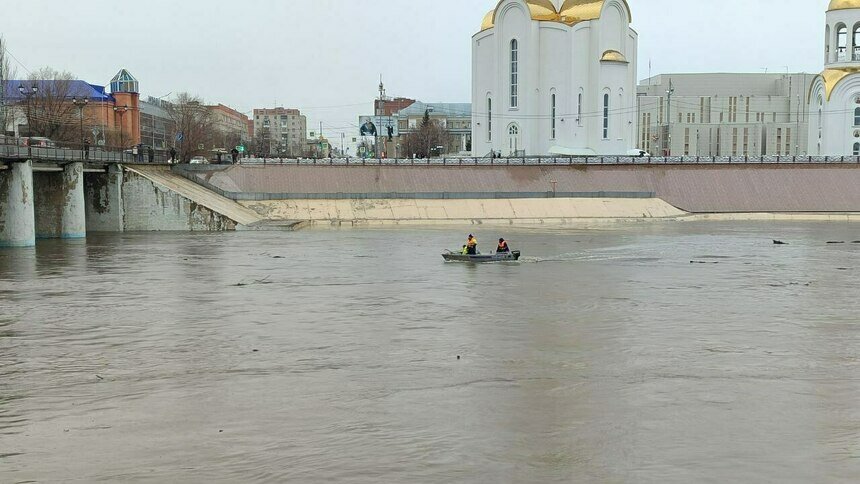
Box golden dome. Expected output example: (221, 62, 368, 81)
(524, 0, 558, 21)
(829, 0, 860, 11)
(481, 10, 495, 31)
(479, 0, 632, 32)
(600, 50, 628, 62)
(481, 0, 558, 31)
(816, 67, 860, 101)
(560, 0, 632, 26)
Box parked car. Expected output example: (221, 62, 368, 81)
(190, 156, 208, 164)
(627, 149, 652, 158)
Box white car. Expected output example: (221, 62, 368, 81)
(626, 149, 652, 158)
(189, 156, 208, 164)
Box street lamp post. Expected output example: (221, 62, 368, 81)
(18, 83, 39, 138)
(72, 97, 89, 159)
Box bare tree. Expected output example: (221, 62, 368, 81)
(402, 109, 452, 158)
(252, 126, 272, 157)
(22, 67, 79, 142)
(0, 36, 17, 136)
(22, 67, 80, 143)
(166, 93, 213, 163)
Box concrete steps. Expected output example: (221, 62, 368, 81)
(125, 165, 264, 227)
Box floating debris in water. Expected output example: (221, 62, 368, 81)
(773, 240, 788, 245)
(235, 276, 272, 287)
(827, 241, 845, 244)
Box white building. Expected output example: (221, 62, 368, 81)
(471, 0, 638, 157)
(638, 73, 816, 157)
(809, 0, 860, 155)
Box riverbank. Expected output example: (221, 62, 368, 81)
(240, 197, 687, 226)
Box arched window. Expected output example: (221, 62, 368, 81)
(508, 124, 519, 155)
(550, 93, 557, 139)
(577, 92, 583, 126)
(854, 24, 860, 60)
(510, 39, 518, 108)
(487, 98, 492, 141)
(837, 24, 848, 61)
(854, 107, 860, 127)
(602, 93, 610, 139)
(854, 143, 860, 156)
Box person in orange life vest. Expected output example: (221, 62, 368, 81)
(466, 235, 478, 255)
(497, 238, 510, 253)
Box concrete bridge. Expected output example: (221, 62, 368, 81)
(0, 155, 266, 248)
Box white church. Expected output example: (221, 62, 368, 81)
(809, 0, 860, 156)
(471, 0, 638, 157)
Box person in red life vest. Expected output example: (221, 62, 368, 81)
(496, 238, 510, 253)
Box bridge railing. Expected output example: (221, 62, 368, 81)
(0, 137, 171, 163)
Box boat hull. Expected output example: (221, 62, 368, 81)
(442, 251, 521, 263)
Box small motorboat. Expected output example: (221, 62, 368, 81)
(442, 250, 521, 263)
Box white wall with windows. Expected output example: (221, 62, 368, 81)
(471, 0, 637, 157)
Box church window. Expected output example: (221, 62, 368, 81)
(854, 143, 860, 156)
(837, 24, 848, 61)
(510, 39, 519, 108)
(743, 128, 749, 156)
(487, 98, 492, 141)
(776, 128, 783, 155)
(603, 94, 610, 139)
(854, 25, 860, 60)
(551, 94, 557, 139)
(577, 92, 583, 125)
(785, 128, 791, 154)
(854, 107, 860, 126)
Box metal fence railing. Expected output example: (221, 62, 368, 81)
(4, 136, 860, 167)
(0, 137, 171, 164)
(228, 155, 860, 167)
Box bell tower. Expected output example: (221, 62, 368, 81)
(809, 0, 860, 155)
(825, 0, 860, 66)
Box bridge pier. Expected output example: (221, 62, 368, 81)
(85, 164, 124, 232)
(0, 160, 37, 248)
(34, 162, 86, 239)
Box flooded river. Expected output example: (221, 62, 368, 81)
(1, 222, 858, 483)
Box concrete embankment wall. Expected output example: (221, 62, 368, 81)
(84, 168, 237, 232)
(241, 197, 686, 225)
(178, 163, 860, 214)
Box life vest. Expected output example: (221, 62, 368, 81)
(467, 237, 477, 247)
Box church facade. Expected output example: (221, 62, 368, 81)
(471, 0, 637, 157)
(809, 0, 860, 155)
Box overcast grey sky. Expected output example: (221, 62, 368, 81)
(1, 0, 828, 138)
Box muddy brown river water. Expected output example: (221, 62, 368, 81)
(1, 222, 858, 483)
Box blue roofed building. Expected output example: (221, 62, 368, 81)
(2, 69, 141, 148)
